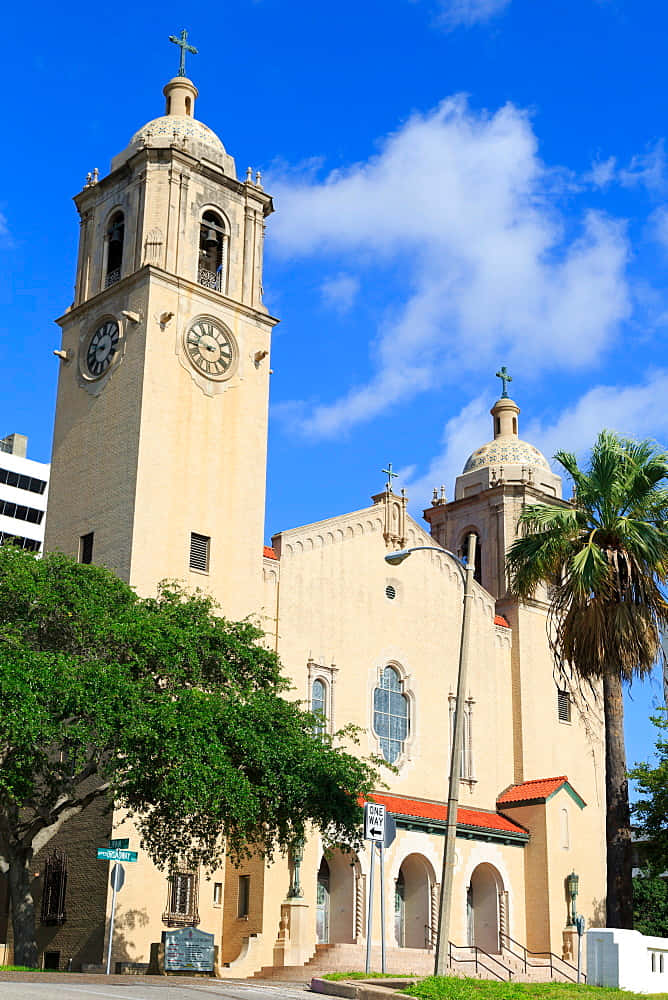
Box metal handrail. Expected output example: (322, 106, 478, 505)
(499, 931, 585, 984)
(448, 941, 513, 982)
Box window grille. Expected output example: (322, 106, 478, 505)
(238, 875, 250, 917)
(373, 666, 409, 764)
(558, 689, 571, 723)
(0, 467, 47, 494)
(189, 532, 210, 572)
(385, 584, 396, 600)
(79, 532, 94, 565)
(41, 850, 67, 925)
(104, 268, 121, 288)
(197, 266, 222, 291)
(163, 868, 199, 926)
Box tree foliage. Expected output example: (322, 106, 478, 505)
(0, 545, 381, 965)
(630, 712, 668, 876)
(632, 870, 668, 938)
(506, 430, 668, 928)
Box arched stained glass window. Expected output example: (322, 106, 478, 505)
(373, 666, 409, 763)
(312, 678, 327, 734)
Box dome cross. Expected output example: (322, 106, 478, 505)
(495, 366, 513, 398)
(169, 29, 198, 78)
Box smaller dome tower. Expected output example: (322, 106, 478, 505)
(423, 376, 563, 599)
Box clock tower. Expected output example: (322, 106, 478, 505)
(45, 53, 278, 619)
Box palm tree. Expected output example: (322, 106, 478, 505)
(507, 430, 668, 928)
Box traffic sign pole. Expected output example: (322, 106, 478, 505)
(365, 842, 375, 974)
(379, 843, 386, 974)
(106, 862, 122, 975)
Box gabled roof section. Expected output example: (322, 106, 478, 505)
(263, 545, 278, 560)
(366, 792, 528, 844)
(497, 775, 586, 809)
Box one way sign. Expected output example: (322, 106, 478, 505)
(364, 802, 386, 843)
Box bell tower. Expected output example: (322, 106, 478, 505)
(45, 41, 278, 619)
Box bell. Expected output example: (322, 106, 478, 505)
(109, 223, 123, 245)
(204, 228, 218, 248)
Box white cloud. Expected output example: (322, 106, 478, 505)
(403, 372, 668, 510)
(619, 141, 666, 192)
(650, 205, 668, 250)
(320, 273, 360, 313)
(585, 155, 617, 188)
(435, 0, 511, 28)
(0, 212, 9, 242)
(269, 97, 630, 438)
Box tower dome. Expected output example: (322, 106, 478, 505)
(453, 390, 562, 501)
(463, 396, 550, 473)
(463, 397, 550, 474)
(111, 76, 235, 176)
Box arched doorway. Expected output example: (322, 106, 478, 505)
(468, 863, 505, 954)
(316, 850, 361, 945)
(394, 854, 433, 949)
(316, 857, 330, 944)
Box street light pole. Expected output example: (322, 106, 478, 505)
(385, 532, 477, 977)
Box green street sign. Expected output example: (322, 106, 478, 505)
(109, 838, 129, 850)
(97, 848, 138, 862)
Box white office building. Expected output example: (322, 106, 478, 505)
(0, 433, 49, 552)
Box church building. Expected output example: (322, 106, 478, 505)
(7, 44, 606, 977)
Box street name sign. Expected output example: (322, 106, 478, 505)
(109, 838, 129, 850)
(364, 802, 386, 842)
(97, 848, 138, 862)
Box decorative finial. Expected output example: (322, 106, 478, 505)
(169, 28, 198, 78)
(382, 462, 399, 493)
(255, 169, 263, 188)
(496, 366, 513, 398)
(440, 484, 446, 502)
(246, 166, 253, 183)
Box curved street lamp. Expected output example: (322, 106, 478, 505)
(385, 534, 477, 977)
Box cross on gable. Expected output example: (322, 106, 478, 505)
(382, 463, 399, 493)
(169, 29, 198, 78)
(496, 366, 513, 398)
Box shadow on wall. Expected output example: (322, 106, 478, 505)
(590, 897, 606, 929)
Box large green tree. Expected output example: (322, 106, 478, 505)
(0, 545, 380, 967)
(506, 431, 668, 928)
(630, 713, 668, 876)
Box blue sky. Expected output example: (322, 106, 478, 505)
(1, 0, 667, 776)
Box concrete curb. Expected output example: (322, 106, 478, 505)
(311, 977, 418, 1000)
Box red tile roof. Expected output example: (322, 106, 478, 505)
(497, 776, 572, 805)
(494, 614, 510, 628)
(263, 545, 278, 560)
(367, 793, 527, 838)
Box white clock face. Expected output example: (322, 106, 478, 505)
(84, 320, 120, 378)
(184, 318, 236, 380)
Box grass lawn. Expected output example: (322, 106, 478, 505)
(0, 966, 40, 972)
(403, 978, 668, 1000)
(323, 972, 420, 980)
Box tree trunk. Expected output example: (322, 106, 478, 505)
(7, 848, 38, 968)
(603, 669, 633, 928)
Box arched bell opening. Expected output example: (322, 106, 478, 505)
(105, 212, 124, 289)
(394, 853, 434, 949)
(198, 211, 227, 292)
(468, 862, 506, 954)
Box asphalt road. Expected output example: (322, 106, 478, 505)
(0, 977, 313, 1000)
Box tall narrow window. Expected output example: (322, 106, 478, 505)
(373, 666, 409, 764)
(189, 532, 210, 572)
(105, 212, 124, 288)
(198, 211, 227, 292)
(41, 850, 67, 925)
(311, 678, 327, 735)
(238, 874, 250, 917)
(459, 533, 482, 586)
(449, 694, 475, 780)
(163, 868, 199, 926)
(79, 532, 94, 565)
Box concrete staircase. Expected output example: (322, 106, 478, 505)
(253, 940, 583, 984)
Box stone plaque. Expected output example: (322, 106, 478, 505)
(164, 926, 214, 972)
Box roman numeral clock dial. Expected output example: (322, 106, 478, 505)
(184, 319, 237, 381)
(83, 320, 120, 379)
